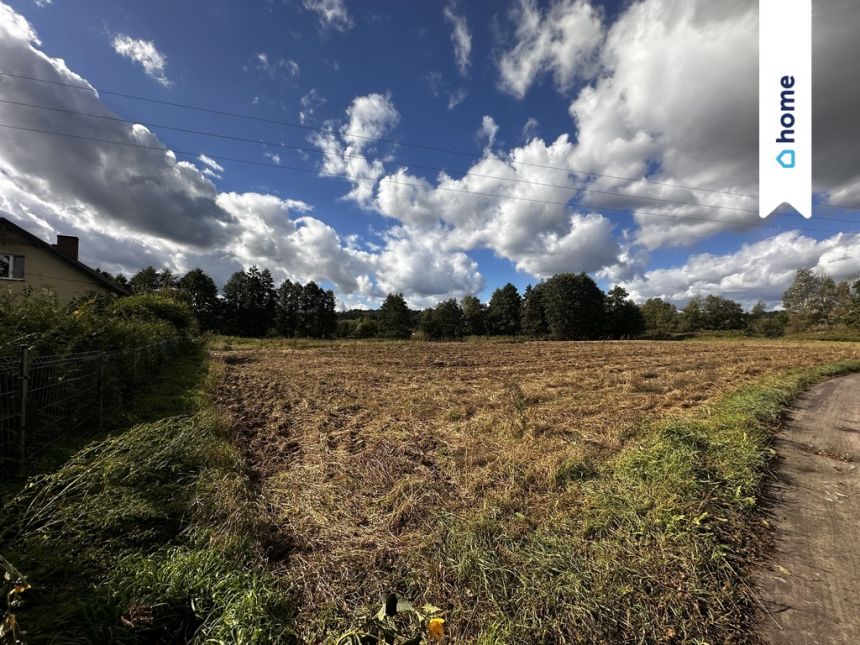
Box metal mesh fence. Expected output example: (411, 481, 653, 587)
(0, 355, 19, 477)
(0, 337, 188, 479)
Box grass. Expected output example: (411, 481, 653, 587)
(213, 339, 859, 642)
(3, 339, 859, 642)
(2, 340, 203, 504)
(0, 349, 295, 643)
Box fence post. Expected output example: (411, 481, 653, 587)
(98, 350, 105, 433)
(17, 345, 29, 476)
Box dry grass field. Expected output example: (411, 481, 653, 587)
(213, 339, 860, 642)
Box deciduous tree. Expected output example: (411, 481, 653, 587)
(542, 273, 605, 340)
(486, 283, 521, 336)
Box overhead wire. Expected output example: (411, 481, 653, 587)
(0, 96, 781, 217)
(0, 120, 855, 239)
(7, 69, 848, 209)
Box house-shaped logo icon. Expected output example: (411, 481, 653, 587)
(777, 149, 795, 169)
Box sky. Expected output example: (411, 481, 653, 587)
(0, 0, 858, 310)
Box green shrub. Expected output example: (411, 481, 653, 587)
(0, 291, 193, 357)
(109, 293, 195, 331)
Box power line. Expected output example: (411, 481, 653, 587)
(4, 70, 855, 214)
(0, 69, 782, 202)
(2, 99, 857, 225)
(1, 120, 855, 239)
(0, 96, 778, 218)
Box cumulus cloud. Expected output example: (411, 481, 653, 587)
(342, 92, 400, 148)
(0, 10, 233, 246)
(560, 0, 760, 248)
(619, 231, 860, 309)
(2, 0, 858, 308)
(302, 0, 353, 31)
(371, 134, 622, 278)
(558, 0, 860, 248)
(812, 0, 860, 206)
(216, 192, 371, 292)
(443, 3, 472, 76)
(313, 92, 399, 206)
(111, 34, 171, 86)
(373, 231, 484, 307)
(497, 0, 603, 98)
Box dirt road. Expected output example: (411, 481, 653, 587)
(755, 372, 860, 644)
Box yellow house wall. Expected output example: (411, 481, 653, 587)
(0, 228, 113, 304)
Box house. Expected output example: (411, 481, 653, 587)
(0, 215, 129, 303)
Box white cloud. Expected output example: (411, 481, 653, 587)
(827, 180, 860, 207)
(217, 192, 371, 292)
(111, 34, 171, 86)
(373, 231, 484, 308)
(425, 72, 467, 110)
(371, 134, 622, 279)
(0, 3, 482, 306)
(3, 1, 859, 308)
(555, 0, 860, 249)
(619, 231, 860, 309)
(522, 117, 539, 141)
(264, 152, 281, 165)
(443, 3, 472, 76)
(198, 154, 224, 179)
(0, 11, 228, 246)
(497, 0, 603, 99)
(302, 0, 353, 31)
(299, 88, 326, 124)
(563, 0, 760, 248)
(342, 92, 400, 148)
(477, 115, 499, 148)
(447, 88, 467, 110)
(313, 92, 400, 207)
(254, 52, 300, 78)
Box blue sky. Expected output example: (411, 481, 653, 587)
(0, 0, 858, 308)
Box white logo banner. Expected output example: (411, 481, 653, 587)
(759, 0, 811, 219)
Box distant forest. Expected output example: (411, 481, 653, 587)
(101, 266, 860, 341)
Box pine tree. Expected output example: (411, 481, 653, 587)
(378, 293, 413, 338)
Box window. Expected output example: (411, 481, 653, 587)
(0, 254, 25, 280)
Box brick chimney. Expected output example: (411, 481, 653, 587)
(54, 234, 79, 261)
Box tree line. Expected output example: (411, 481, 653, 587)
(640, 269, 860, 338)
(106, 265, 860, 340)
(106, 265, 338, 338)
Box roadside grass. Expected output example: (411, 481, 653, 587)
(416, 359, 860, 642)
(1, 342, 205, 506)
(209, 334, 355, 351)
(0, 350, 295, 643)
